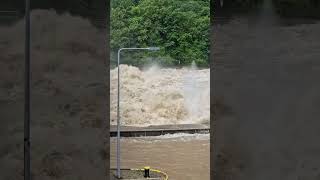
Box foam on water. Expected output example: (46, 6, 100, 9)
(110, 62, 210, 126)
(110, 133, 209, 143)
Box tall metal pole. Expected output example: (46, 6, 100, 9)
(116, 47, 159, 179)
(116, 49, 121, 179)
(24, 0, 31, 180)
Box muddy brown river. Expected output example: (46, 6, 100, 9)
(110, 134, 210, 180)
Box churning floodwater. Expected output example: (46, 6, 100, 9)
(110, 62, 210, 179)
(110, 62, 210, 126)
(110, 134, 210, 180)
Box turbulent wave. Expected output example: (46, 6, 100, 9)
(110, 63, 210, 126)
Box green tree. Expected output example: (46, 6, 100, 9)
(111, 0, 210, 67)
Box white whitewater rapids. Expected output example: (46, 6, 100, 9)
(110, 62, 209, 127)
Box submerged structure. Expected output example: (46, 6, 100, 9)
(110, 167, 168, 180)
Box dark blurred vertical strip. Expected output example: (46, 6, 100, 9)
(211, 1, 227, 179)
(0, 1, 25, 180)
(106, 0, 111, 177)
(24, 1, 31, 180)
(212, 0, 320, 180)
(28, 0, 108, 179)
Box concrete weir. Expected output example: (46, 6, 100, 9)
(110, 168, 168, 180)
(110, 124, 210, 137)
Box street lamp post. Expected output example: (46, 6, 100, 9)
(116, 47, 160, 178)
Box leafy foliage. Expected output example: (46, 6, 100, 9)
(111, 0, 210, 67)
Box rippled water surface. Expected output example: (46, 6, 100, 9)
(110, 134, 210, 180)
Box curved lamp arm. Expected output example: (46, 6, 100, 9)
(116, 47, 160, 178)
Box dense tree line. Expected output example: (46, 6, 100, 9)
(2, 0, 320, 67)
(111, 0, 210, 67)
